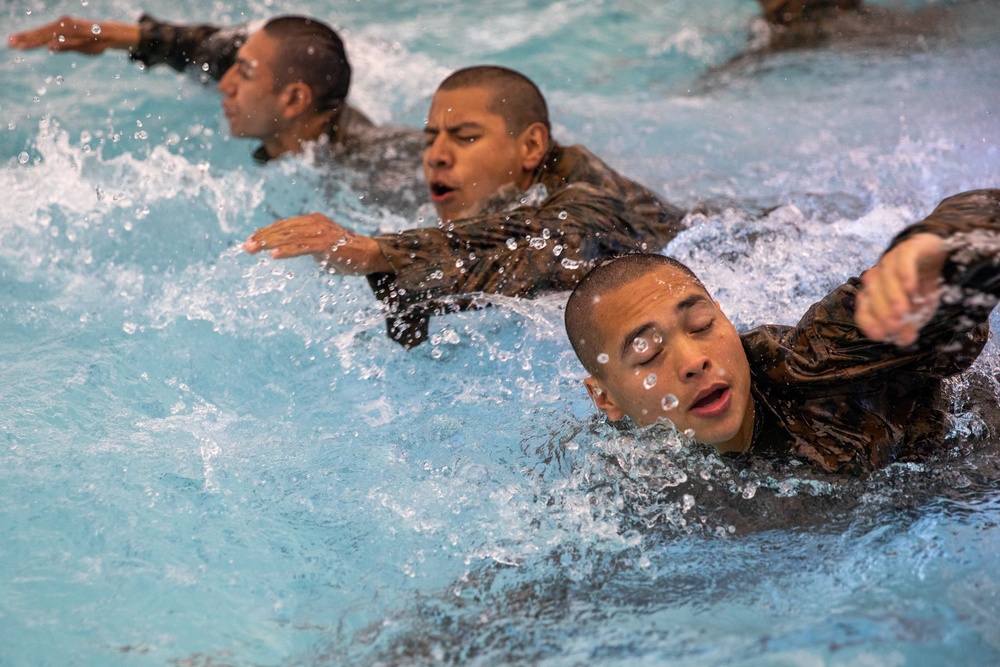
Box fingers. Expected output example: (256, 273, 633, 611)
(855, 234, 945, 346)
(9, 17, 84, 51)
(243, 214, 342, 259)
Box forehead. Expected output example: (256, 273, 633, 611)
(427, 86, 503, 125)
(591, 266, 709, 338)
(237, 29, 280, 71)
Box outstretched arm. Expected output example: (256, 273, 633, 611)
(855, 233, 946, 347)
(243, 213, 392, 276)
(855, 189, 1000, 347)
(8, 16, 140, 55)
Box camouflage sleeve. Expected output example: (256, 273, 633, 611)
(366, 183, 671, 347)
(758, 0, 862, 25)
(757, 189, 1000, 385)
(128, 14, 248, 80)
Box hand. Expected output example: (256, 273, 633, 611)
(855, 233, 947, 346)
(243, 213, 392, 276)
(8, 17, 140, 55)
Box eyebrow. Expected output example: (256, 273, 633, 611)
(423, 121, 485, 135)
(618, 293, 711, 360)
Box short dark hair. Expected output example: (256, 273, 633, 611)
(437, 65, 550, 135)
(262, 16, 350, 114)
(565, 254, 707, 376)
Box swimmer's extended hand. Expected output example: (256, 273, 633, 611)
(243, 213, 393, 276)
(8, 17, 140, 55)
(855, 233, 947, 347)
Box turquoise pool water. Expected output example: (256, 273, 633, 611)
(2, 0, 999, 665)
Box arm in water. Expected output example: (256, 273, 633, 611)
(855, 189, 1000, 347)
(243, 213, 392, 276)
(8, 16, 140, 54)
(9, 15, 245, 80)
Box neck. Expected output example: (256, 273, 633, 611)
(261, 110, 339, 159)
(715, 397, 756, 454)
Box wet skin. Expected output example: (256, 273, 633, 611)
(583, 266, 755, 453)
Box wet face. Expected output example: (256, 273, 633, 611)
(584, 266, 754, 452)
(217, 30, 286, 140)
(423, 86, 533, 223)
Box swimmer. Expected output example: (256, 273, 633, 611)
(564, 189, 1000, 474)
(752, 0, 954, 52)
(10, 15, 355, 160)
(9, 14, 426, 210)
(243, 65, 689, 348)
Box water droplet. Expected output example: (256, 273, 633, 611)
(560, 258, 580, 270)
(632, 337, 648, 353)
(553, 244, 563, 256)
(597, 353, 609, 364)
(91, 24, 101, 35)
(557, 210, 568, 220)
(18, 152, 29, 164)
(643, 373, 657, 389)
(661, 394, 678, 410)
(529, 237, 546, 249)
(506, 238, 517, 250)
(683, 428, 695, 439)
(122, 322, 136, 334)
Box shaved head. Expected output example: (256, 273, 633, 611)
(262, 16, 350, 113)
(437, 65, 550, 135)
(565, 253, 708, 376)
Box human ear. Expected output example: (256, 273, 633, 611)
(584, 376, 626, 422)
(519, 122, 549, 172)
(281, 82, 314, 118)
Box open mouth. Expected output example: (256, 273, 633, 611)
(691, 387, 727, 410)
(430, 182, 455, 198)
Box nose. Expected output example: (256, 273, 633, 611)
(218, 67, 235, 95)
(675, 340, 710, 381)
(424, 133, 453, 169)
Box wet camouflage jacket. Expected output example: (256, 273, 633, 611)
(127, 15, 425, 210)
(744, 189, 1000, 474)
(366, 143, 688, 347)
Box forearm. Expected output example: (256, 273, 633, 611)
(130, 14, 247, 79)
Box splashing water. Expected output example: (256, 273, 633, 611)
(2, 1, 1000, 666)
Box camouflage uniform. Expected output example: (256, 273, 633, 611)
(128, 15, 426, 211)
(744, 189, 1000, 474)
(367, 143, 689, 347)
(757, 0, 862, 27)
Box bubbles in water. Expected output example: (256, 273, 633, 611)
(597, 353, 609, 364)
(122, 322, 136, 335)
(643, 373, 657, 389)
(632, 337, 649, 354)
(18, 152, 29, 164)
(661, 394, 678, 411)
(91, 24, 101, 35)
